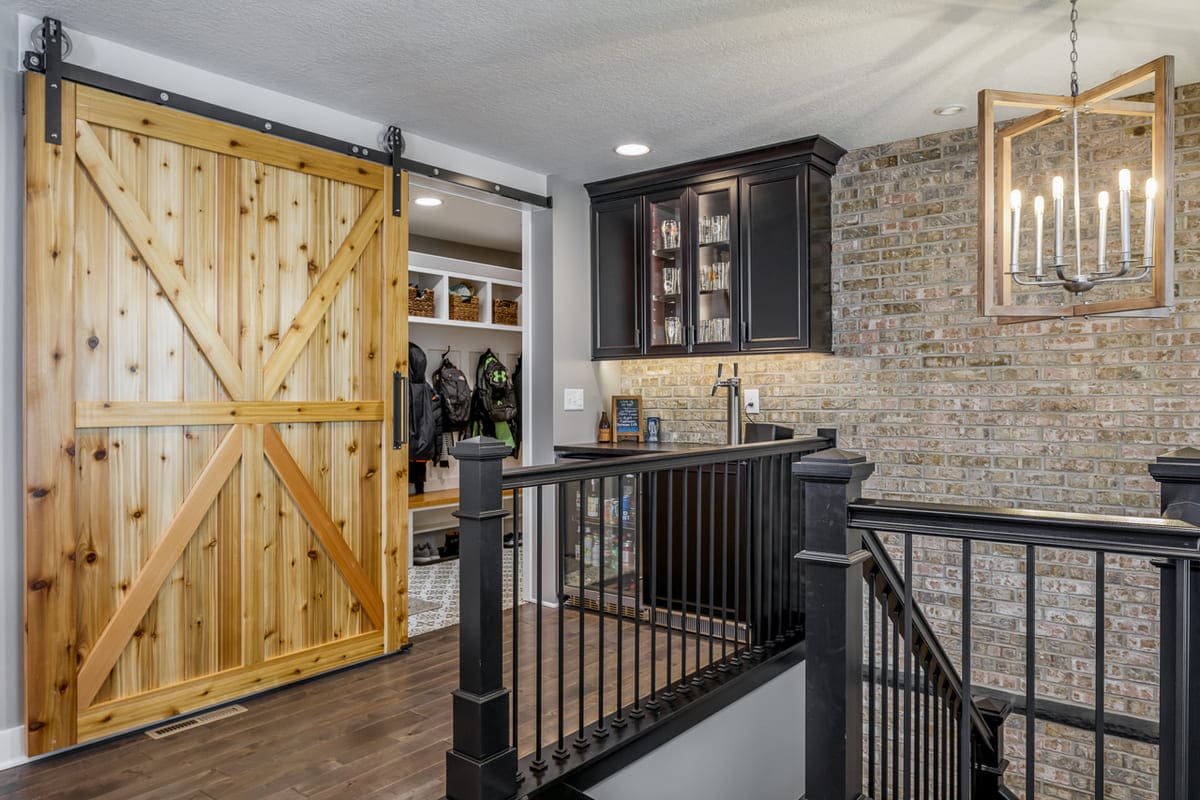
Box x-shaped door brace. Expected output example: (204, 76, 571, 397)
(72, 120, 387, 711)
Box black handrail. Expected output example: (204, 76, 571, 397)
(501, 435, 832, 489)
(861, 530, 994, 749)
(849, 498, 1200, 557)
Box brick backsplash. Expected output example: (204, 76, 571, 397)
(617, 82, 1200, 798)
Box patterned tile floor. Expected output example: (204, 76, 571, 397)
(407, 547, 520, 637)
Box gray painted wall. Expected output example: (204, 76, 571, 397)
(409, 233, 521, 270)
(588, 661, 806, 800)
(1, 2, 24, 740)
(549, 175, 619, 444)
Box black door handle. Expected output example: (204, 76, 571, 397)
(392, 371, 407, 449)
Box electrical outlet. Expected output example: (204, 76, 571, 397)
(744, 388, 760, 415)
(564, 388, 585, 411)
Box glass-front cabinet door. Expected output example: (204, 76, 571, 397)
(644, 189, 689, 355)
(689, 180, 738, 352)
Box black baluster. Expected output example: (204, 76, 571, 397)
(924, 657, 931, 800)
(960, 538, 972, 797)
(933, 671, 940, 800)
(663, 471, 676, 702)
(631, 472, 645, 720)
(1095, 551, 1106, 799)
(700, 460, 710, 681)
(575, 481, 588, 751)
(719, 460, 730, 670)
(512, 488, 520, 765)
(892, 597, 900, 800)
(868, 570, 877, 800)
(532, 486, 546, 773)
(1026, 544, 1036, 800)
(679, 467, 690, 693)
(882, 587, 890, 800)
(766, 455, 776, 646)
(691, 462, 703, 686)
(613, 475, 627, 728)
(595, 478, 607, 740)
(732, 460, 744, 666)
(754, 458, 765, 658)
(554, 483, 568, 762)
(903, 535, 913, 800)
(647, 472, 661, 712)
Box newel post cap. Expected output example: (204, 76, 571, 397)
(450, 436, 512, 462)
(1149, 446, 1200, 483)
(792, 447, 876, 483)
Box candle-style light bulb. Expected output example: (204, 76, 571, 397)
(1144, 178, 1158, 265)
(1052, 176, 1064, 265)
(1098, 190, 1110, 270)
(1033, 195, 1045, 278)
(1009, 190, 1022, 272)
(1118, 169, 1131, 266)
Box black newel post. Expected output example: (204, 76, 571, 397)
(971, 696, 1013, 797)
(794, 448, 875, 800)
(446, 437, 517, 800)
(1149, 448, 1200, 800)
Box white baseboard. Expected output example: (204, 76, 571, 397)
(0, 725, 27, 771)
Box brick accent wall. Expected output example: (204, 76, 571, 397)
(617, 83, 1200, 798)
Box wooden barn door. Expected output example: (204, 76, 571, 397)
(23, 74, 410, 755)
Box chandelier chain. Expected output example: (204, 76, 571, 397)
(1069, 0, 1079, 97)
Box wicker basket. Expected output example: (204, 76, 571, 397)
(409, 286, 435, 318)
(448, 294, 480, 322)
(493, 298, 519, 326)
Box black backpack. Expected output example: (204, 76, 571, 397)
(473, 349, 518, 424)
(433, 355, 472, 432)
(408, 342, 441, 462)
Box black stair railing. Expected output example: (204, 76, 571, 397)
(797, 446, 1200, 800)
(445, 433, 833, 800)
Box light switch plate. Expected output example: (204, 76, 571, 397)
(744, 388, 760, 415)
(564, 388, 585, 411)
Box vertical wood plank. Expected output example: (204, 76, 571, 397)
(142, 135, 186, 691)
(24, 74, 78, 755)
(182, 145, 220, 681)
(358, 185, 384, 639)
(106, 126, 149, 700)
(73, 139, 111, 691)
(240, 158, 265, 667)
(382, 171, 409, 650)
(215, 154, 242, 671)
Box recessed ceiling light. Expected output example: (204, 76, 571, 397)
(933, 105, 965, 117)
(414, 196, 443, 207)
(615, 143, 651, 157)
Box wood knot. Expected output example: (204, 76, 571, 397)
(307, 550, 318, 560)
(28, 721, 45, 733)
(52, 349, 62, 362)
(86, 335, 100, 349)
(130, 508, 143, 520)
(65, 443, 76, 457)
(30, 487, 49, 498)
(133, 628, 145, 639)
(84, 551, 98, 564)
(29, 578, 50, 591)
(93, 448, 107, 461)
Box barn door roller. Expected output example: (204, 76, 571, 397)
(25, 17, 67, 144)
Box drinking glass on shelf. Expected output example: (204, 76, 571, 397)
(662, 267, 679, 295)
(665, 316, 680, 345)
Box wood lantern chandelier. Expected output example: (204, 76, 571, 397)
(978, 1, 1174, 320)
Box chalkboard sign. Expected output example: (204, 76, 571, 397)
(611, 395, 644, 442)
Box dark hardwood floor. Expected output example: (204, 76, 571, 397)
(0, 604, 721, 800)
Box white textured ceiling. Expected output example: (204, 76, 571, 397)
(10, 0, 1200, 182)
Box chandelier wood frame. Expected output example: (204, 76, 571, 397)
(978, 55, 1174, 321)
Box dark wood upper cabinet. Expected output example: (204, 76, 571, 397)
(586, 136, 843, 359)
(591, 196, 643, 359)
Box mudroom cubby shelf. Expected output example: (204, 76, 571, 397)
(409, 255, 523, 331)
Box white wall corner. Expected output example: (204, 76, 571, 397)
(0, 726, 27, 772)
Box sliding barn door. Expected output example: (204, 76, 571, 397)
(23, 74, 410, 755)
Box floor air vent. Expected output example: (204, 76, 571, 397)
(144, 704, 247, 740)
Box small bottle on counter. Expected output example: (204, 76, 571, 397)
(597, 410, 612, 443)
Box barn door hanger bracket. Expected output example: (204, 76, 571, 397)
(386, 125, 405, 217)
(24, 16, 67, 144)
